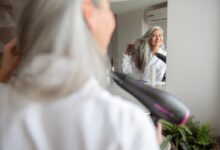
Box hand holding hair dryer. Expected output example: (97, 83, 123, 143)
(110, 71, 190, 125)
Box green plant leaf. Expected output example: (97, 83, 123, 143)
(182, 125, 192, 135)
(161, 116, 217, 150)
(195, 124, 214, 146)
(178, 128, 186, 141)
(160, 119, 174, 131)
(160, 135, 172, 150)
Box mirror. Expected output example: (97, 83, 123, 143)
(0, 0, 167, 89)
(109, 0, 168, 89)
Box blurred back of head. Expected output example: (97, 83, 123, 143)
(12, 0, 106, 99)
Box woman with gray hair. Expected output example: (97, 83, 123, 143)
(122, 26, 166, 84)
(0, 0, 160, 149)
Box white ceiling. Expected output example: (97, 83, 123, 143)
(0, 0, 167, 15)
(110, 0, 167, 14)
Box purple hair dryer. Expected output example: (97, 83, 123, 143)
(110, 71, 190, 125)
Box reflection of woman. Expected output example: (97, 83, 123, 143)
(122, 26, 166, 84)
(0, 0, 160, 149)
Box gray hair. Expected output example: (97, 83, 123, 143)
(12, 0, 106, 98)
(131, 26, 164, 73)
(142, 26, 164, 40)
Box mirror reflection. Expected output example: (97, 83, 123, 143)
(109, 0, 167, 88)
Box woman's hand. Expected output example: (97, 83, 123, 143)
(0, 39, 20, 83)
(125, 42, 135, 55)
(156, 122, 163, 144)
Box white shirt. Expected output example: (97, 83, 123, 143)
(0, 78, 159, 150)
(122, 48, 166, 84)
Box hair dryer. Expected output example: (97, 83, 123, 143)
(155, 53, 166, 63)
(155, 53, 166, 81)
(110, 71, 190, 125)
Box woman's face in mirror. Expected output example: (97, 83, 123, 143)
(150, 29, 164, 49)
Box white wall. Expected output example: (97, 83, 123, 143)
(167, 0, 220, 135)
(115, 10, 143, 71)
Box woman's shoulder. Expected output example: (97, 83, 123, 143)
(58, 80, 159, 149)
(90, 86, 159, 149)
(97, 87, 143, 112)
(81, 79, 146, 117)
(95, 87, 155, 126)
(158, 48, 167, 56)
(0, 79, 159, 149)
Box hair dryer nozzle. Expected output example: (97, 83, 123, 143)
(110, 71, 190, 125)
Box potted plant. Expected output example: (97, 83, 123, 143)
(160, 117, 218, 150)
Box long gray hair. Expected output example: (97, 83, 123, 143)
(12, 0, 106, 98)
(127, 26, 164, 73)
